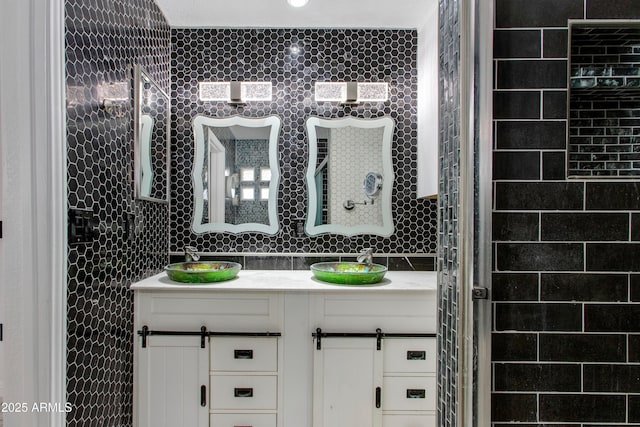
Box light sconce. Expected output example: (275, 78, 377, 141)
(97, 81, 129, 116)
(199, 81, 273, 105)
(314, 82, 389, 104)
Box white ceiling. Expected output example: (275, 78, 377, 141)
(154, 0, 433, 29)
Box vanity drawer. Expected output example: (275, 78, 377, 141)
(210, 413, 276, 427)
(384, 338, 436, 374)
(211, 337, 278, 372)
(210, 375, 277, 410)
(383, 414, 436, 427)
(382, 376, 436, 411)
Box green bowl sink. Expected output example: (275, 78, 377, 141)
(310, 262, 388, 285)
(165, 262, 242, 283)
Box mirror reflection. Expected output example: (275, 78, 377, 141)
(192, 115, 281, 234)
(305, 116, 395, 237)
(134, 65, 170, 203)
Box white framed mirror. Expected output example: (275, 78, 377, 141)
(133, 64, 170, 203)
(192, 115, 281, 234)
(305, 116, 395, 237)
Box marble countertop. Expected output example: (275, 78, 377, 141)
(131, 269, 437, 292)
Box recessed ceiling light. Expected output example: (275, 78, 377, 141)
(287, 0, 309, 7)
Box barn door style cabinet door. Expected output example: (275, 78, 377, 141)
(313, 338, 383, 427)
(137, 335, 209, 427)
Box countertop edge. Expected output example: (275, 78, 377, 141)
(131, 270, 437, 292)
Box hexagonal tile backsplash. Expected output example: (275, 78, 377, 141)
(171, 28, 437, 254)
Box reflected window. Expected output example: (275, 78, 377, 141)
(260, 187, 270, 201)
(260, 167, 272, 182)
(241, 186, 255, 201)
(241, 167, 255, 182)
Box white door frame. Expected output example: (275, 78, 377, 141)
(0, 0, 67, 426)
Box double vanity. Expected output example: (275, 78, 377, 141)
(131, 268, 437, 427)
(131, 46, 436, 427)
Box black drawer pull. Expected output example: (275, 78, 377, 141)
(407, 350, 426, 360)
(234, 388, 254, 398)
(234, 349, 254, 359)
(200, 385, 206, 406)
(375, 386, 381, 408)
(406, 389, 426, 399)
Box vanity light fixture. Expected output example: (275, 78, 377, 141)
(314, 82, 389, 104)
(199, 81, 273, 104)
(287, 0, 309, 7)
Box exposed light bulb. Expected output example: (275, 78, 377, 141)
(287, 0, 309, 7)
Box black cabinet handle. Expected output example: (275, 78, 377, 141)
(200, 385, 206, 407)
(234, 388, 254, 398)
(375, 386, 381, 408)
(234, 349, 254, 359)
(406, 388, 426, 399)
(407, 350, 426, 360)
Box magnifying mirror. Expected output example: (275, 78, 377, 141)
(363, 172, 383, 198)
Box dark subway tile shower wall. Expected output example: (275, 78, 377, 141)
(65, 0, 170, 425)
(170, 28, 437, 255)
(493, 0, 640, 425)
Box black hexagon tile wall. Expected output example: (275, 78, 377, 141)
(171, 28, 437, 254)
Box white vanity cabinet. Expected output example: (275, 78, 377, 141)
(133, 290, 283, 427)
(132, 270, 437, 427)
(136, 334, 280, 427)
(312, 337, 437, 427)
(309, 293, 437, 427)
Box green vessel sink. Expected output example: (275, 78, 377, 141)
(310, 262, 388, 285)
(165, 262, 242, 283)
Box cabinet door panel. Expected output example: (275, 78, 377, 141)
(138, 292, 281, 330)
(138, 336, 208, 427)
(313, 338, 382, 427)
(312, 294, 436, 332)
